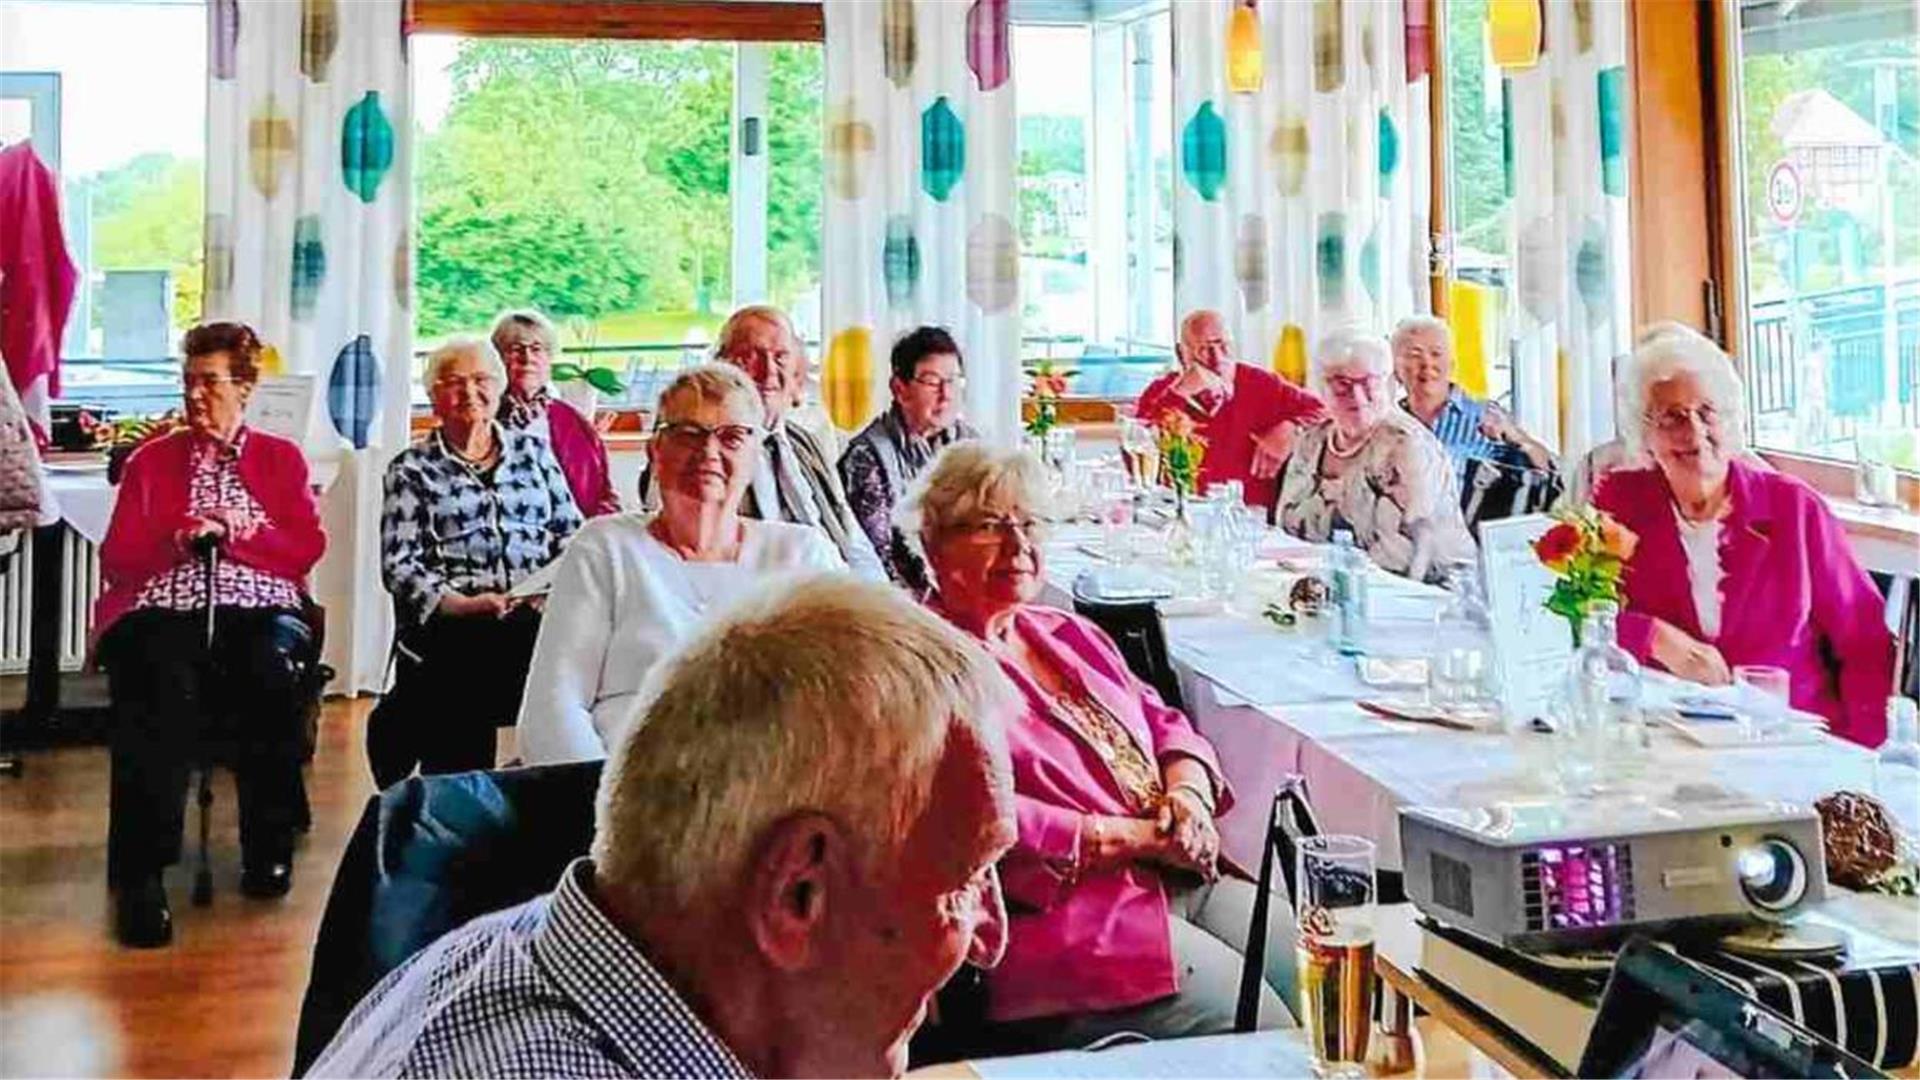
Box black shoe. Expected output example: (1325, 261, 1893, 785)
(115, 875, 173, 948)
(240, 860, 293, 899)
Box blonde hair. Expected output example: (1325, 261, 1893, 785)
(1619, 324, 1748, 456)
(421, 335, 506, 394)
(654, 362, 765, 428)
(592, 575, 1015, 912)
(894, 441, 1047, 563)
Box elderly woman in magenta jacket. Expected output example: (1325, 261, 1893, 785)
(900, 442, 1296, 1053)
(1592, 327, 1892, 747)
(490, 309, 622, 517)
(96, 322, 325, 948)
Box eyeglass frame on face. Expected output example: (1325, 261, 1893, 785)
(434, 371, 500, 393)
(655, 419, 763, 453)
(1324, 371, 1384, 397)
(498, 339, 549, 360)
(182, 372, 244, 391)
(1645, 402, 1722, 434)
(951, 514, 1048, 546)
(908, 372, 966, 393)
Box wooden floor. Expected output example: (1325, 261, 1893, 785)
(0, 698, 378, 1079)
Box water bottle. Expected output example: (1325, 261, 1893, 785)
(1430, 557, 1493, 707)
(1566, 601, 1646, 783)
(1875, 697, 1920, 825)
(1329, 529, 1368, 657)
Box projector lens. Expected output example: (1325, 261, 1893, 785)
(1736, 838, 1807, 913)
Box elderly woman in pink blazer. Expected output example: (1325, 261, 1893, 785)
(1592, 327, 1893, 746)
(899, 442, 1294, 1052)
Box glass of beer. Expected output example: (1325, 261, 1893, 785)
(1296, 835, 1377, 1078)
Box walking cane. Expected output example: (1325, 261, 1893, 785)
(191, 533, 220, 908)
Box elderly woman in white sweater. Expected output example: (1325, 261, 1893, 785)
(516, 364, 844, 764)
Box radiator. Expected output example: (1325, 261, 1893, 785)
(0, 528, 102, 676)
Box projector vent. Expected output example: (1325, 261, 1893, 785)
(1430, 851, 1475, 916)
(1521, 842, 1635, 931)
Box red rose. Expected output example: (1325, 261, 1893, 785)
(1533, 522, 1581, 573)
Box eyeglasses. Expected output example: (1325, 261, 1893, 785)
(434, 373, 499, 392)
(910, 373, 966, 392)
(657, 421, 762, 452)
(1646, 403, 1721, 433)
(953, 515, 1047, 545)
(182, 373, 242, 390)
(499, 341, 549, 359)
(1325, 373, 1383, 396)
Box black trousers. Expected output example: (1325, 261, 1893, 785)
(103, 605, 316, 885)
(366, 607, 542, 789)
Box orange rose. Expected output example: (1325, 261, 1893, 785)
(1533, 522, 1581, 573)
(1597, 515, 1638, 562)
(1159, 409, 1197, 439)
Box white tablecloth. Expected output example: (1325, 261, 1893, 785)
(42, 469, 116, 544)
(1040, 524, 1916, 873)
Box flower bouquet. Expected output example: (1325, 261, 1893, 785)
(1155, 409, 1207, 500)
(1532, 506, 1638, 646)
(1024, 360, 1074, 439)
(100, 411, 188, 484)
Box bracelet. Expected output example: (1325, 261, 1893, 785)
(1168, 780, 1217, 816)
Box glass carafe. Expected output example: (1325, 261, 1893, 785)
(1559, 601, 1646, 790)
(1429, 557, 1493, 711)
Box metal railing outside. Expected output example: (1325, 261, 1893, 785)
(1747, 278, 1920, 437)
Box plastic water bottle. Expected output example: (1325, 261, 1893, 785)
(1329, 529, 1368, 657)
(1875, 697, 1920, 825)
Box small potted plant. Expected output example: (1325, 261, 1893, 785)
(551, 362, 627, 424)
(101, 411, 188, 485)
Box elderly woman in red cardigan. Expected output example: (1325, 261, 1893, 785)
(1592, 326, 1893, 747)
(95, 322, 326, 948)
(490, 309, 622, 517)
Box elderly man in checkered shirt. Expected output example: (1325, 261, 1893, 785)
(309, 576, 1018, 1079)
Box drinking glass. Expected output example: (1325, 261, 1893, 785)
(1120, 418, 1160, 490)
(1734, 664, 1792, 740)
(1296, 835, 1377, 1079)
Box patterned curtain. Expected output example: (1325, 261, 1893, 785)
(1172, 0, 1433, 385)
(820, 0, 1021, 444)
(202, 0, 412, 694)
(1501, 0, 1631, 458)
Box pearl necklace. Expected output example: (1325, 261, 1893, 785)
(1325, 425, 1372, 460)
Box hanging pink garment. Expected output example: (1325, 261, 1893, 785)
(0, 142, 78, 444)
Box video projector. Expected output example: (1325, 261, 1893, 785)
(1399, 790, 1827, 952)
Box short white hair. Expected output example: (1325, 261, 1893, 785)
(593, 575, 1015, 912)
(1619, 324, 1748, 456)
(1310, 328, 1394, 393)
(489, 309, 560, 355)
(894, 441, 1046, 565)
(1389, 314, 1452, 353)
(421, 335, 506, 393)
(714, 304, 801, 360)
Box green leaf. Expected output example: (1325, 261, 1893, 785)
(584, 366, 626, 395)
(551, 362, 587, 382)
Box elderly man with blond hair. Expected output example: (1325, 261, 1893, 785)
(310, 576, 1019, 1078)
(644, 305, 886, 580)
(1390, 315, 1554, 484)
(1133, 310, 1326, 514)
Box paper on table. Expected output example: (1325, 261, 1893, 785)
(969, 1031, 1315, 1080)
(1477, 514, 1574, 723)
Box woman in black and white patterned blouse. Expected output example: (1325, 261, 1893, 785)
(372, 336, 581, 784)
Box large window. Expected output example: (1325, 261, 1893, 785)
(1438, 0, 1512, 405)
(1726, 0, 1918, 469)
(1, 0, 206, 409)
(411, 34, 822, 406)
(1014, 8, 1172, 400)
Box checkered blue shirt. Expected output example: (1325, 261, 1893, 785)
(1403, 385, 1534, 486)
(380, 424, 583, 626)
(307, 859, 753, 1079)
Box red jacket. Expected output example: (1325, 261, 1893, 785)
(95, 428, 326, 642)
(1594, 461, 1894, 746)
(1135, 362, 1324, 512)
(0, 142, 77, 439)
(546, 399, 621, 518)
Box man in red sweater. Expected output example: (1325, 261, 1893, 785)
(1133, 310, 1326, 513)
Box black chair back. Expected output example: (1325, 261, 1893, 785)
(1460, 457, 1564, 538)
(1872, 570, 1920, 701)
(1234, 775, 1321, 1033)
(1069, 571, 1186, 713)
(292, 760, 604, 1075)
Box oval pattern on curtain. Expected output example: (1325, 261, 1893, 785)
(328, 334, 380, 449)
(341, 91, 394, 203)
(921, 96, 965, 202)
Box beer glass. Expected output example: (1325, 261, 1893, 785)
(1296, 835, 1377, 1078)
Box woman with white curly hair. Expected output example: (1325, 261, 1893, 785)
(1274, 329, 1472, 582)
(1591, 326, 1892, 746)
